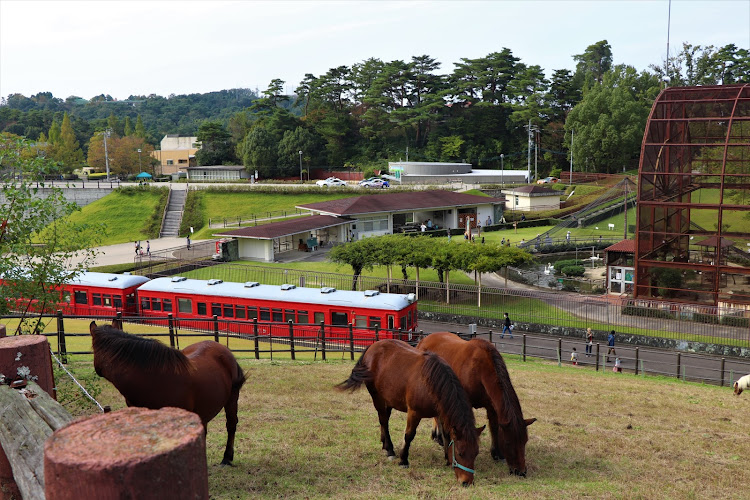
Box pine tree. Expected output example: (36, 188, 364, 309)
(54, 112, 85, 172)
(48, 118, 61, 144)
(135, 115, 146, 138)
(124, 116, 132, 136)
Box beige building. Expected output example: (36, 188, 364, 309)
(500, 185, 561, 213)
(151, 135, 199, 175)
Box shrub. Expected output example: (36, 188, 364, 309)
(560, 265, 585, 277)
(621, 306, 675, 320)
(721, 315, 750, 328)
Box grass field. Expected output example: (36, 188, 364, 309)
(54, 352, 750, 499)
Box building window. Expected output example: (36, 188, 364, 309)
(166, 159, 174, 165)
(178, 159, 187, 164)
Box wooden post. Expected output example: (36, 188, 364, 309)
(213, 315, 219, 343)
(45, 408, 207, 500)
(557, 338, 562, 366)
(349, 323, 354, 361)
(595, 343, 600, 371)
(635, 347, 640, 376)
(488, 329, 493, 343)
(721, 358, 726, 387)
(56, 310, 67, 364)
(320, 321, 327, 361)
(676, 352, 681, 380)
(253, 318, 259, 360)
(522, 334, 526, 362)
(288, 320, 296, 361)
(168, 314, 175, 348)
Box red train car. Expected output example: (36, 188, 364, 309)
(136, 276, 418, 343)
(61, 272, 150, 316)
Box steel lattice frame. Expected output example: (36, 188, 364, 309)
(635, 84, 750, 306)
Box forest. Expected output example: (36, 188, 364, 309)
(0, 40, 747, 179)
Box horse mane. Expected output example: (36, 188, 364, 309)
(91, 324, 193, 375)
(421, 352, 476, 440)
(486, 344, 526, 438)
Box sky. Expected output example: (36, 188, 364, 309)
(1, 0, 748, 101)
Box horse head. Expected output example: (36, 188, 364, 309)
(734, 381, 743, 396)
(446, 425, 484, 487)
(499, 417, 536, 477)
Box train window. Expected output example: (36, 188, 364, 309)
(178, 298, 192, 314)
(126, 294, 136, 307)
(103, 295, 112, 307)
(113, 297, 122, 309)
(388, 316, 394, 330)
(406, 311, 412, 329)
(247, 307, 258, 320)
(236, 307, 246, 319)
(141, 297, 151, 310)
(355, 315, 367, 328)
(272, 309, 283, 322)
(298, 311, 308, 324)
(212, 303, 221, 316)
(197, 302, 207, 315)
(331, 312, 348, 326)
(223, 304, 234, 318)
(260, 308, 270, 321)
(369, 317, 381, 329)
(152, 298, 162, 311)
(314, 312, 324, 324)
(284, 309, 295, 322)
(163, 299, 172, 312)
(400, 317, 407, 330)
(74, 290, 88, 305)
(92, 294, 102, 306)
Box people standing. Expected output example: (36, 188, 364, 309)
(586, 328, 593, 357)
(570, 348, 578, 365)
(501, 312, 513, 339)
(486, 215, 492, 226)
(186, 235, 191, 250)
(135, 241, 139, 255)
(146, 240, 151, 256)
(614, 357, 622, 373)
(606, 330, 616, 362)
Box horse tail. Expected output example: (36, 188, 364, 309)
(335, 347, 373, 392)
(233, 362, 247, 391)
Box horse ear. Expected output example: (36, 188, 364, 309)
(525, 418, 537, 427)
(89, 321, 97, 335)
(475, 425, 486, 437)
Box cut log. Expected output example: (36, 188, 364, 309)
(44, 407, 208, 500)
(0, 382, 72, 500)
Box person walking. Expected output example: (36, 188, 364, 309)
(586, 328, 593, 357)
(186, 235, 191, 250)
(570, 348, 578, 366)
(606, 330, 616, 362)
(146, 240, 151, 256)
(501, 312, 513, 339)
(134, 241, 139, 255)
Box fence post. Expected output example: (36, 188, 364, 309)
(348, 323, 354, 361)
(557, 338, 562, 367)
(56, 310, 67, 364)
(213, 315, 219, 343)
(320, 321, 327, 361)
(676, 352, 681, 380)
(522, 334, 526, 362)
(374, 325, 380, 342)
(253, 318, 259, 360)
(288, 320, 295, 361)
(488, 329, 493, 343)
(595, 343, 600, 372)
(721, 358, 726, 387)
(168, 314, 175, 348)
(634, 347, 639, 376)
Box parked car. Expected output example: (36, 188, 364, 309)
(358, 177, 389, 188)
(316, 177, 347, 187)
(537, 176, 559, 184)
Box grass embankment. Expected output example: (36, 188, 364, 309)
(53, 353, 750, 499)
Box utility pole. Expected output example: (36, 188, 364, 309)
(527, 119, 532, 183)
(500, 153, 504, 187)
(569, 129, 574, 183)
(103, 128, 111, 181)
(534, 129, 539, 183)
(406, 146, 409, 162)
(623, 179, 628, 240)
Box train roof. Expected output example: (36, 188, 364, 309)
(67, 272, 151, 290)
(137, 277, 416, 311)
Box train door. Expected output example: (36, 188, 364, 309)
(330, 309, 350, 343)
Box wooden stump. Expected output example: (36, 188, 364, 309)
(0, 335, 55, 398)
(0, 381, 72, 500)
(0, 325, 6, 338)
(44, 407, 208, 500)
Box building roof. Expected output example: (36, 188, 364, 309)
(186, 165, 245, 171)
(216, 215, 351, 240)
(696, 236, 735, 248)
(297, 190, 502, 216)
(604, 239, 635, 253)
(501, 185, 560, 197)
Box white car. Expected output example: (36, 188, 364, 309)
(316, 177, 347, 187)
(359, 177, 389, 188)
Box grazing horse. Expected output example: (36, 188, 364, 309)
(416, 332, 535, 476)
(336, 339, 484, 486)
(89, 320, 246, 465)
(734, 374, 750, 395)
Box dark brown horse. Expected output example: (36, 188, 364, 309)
(89, 320, 246, 465)
(336, 339, 484, 486)
(417, 332, 535, 476)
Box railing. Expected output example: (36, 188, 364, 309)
(208, 210, 311, 229)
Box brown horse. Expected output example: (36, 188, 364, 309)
(416, 332, 535, 476)
(89, 320, 246, 465)
(336, 339, 484, 486)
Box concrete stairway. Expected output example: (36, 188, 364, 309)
(159, 189, 187, 237)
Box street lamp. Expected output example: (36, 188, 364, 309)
(137, 149, 142, 173)
(500, 153, 504, 187)
(103, 128, 112, 180)
(299, 150, 303, 182)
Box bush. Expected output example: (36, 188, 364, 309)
(621, 305, 675, 320)
(555, 259, 583, 269)
(694, 312, 719, 325)
(721, 315, 750, 328)
(560, 265, 585, 277)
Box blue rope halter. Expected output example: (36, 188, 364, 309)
(449, 440, 475, 475)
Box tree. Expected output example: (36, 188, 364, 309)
(123, 116, 133, 136)
(328, 238, 379, 290)
(573, 40, 613, 87)
(239, 126, 277, 178)
(134, 115, 147, 138)
(0, 134, 103, 333)
(52, 112, 85, 172)
(195, 121, 236, 166)
(276, 127, 323, 177)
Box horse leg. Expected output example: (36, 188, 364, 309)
(431, 417, 445, 446)
(377, 406, 395, 457)
(398, 410, 421, 467)
(220, 390, 240, 466)
(486, 407, 504, 461)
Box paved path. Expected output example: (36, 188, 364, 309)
(69, 237, 186, 268)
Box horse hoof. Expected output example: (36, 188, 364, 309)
(220, 460, 234, 467)
(387, 455, 396, 461)
(399, 462, 409, 468)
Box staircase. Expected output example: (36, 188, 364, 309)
(159, 188, 187, 237)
